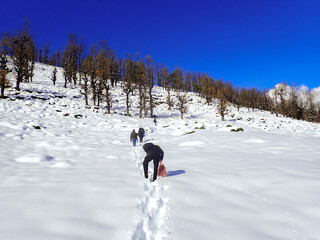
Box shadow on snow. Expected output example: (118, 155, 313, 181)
(167, 170, 186, 177)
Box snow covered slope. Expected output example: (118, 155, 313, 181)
(1, 62, 320, 240)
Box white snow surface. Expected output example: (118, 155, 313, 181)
(1, 63, 320, 240)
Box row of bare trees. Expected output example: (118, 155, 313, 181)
(1, 24, 319, 122)
(269, 84, 320, 122)
(214, 82, 320, 123)
(80, 41, 120, 113)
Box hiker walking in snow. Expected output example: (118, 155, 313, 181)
(153, 116, 157, 126)
(130, 129, 138, 147)
(143, 143, 164, 182)
(138, 127, 145, 143)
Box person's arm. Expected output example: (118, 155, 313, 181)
(159, 148, 164, 161)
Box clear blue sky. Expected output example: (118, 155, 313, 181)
(1, 0, 320, 90)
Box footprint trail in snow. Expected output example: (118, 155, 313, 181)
(131, 146, 170, 240)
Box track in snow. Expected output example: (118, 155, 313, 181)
(131, 146, 169, 240)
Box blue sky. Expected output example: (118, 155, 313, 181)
(1, 0, 320, 90)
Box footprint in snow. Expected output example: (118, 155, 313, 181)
(131, 146, 170, 240)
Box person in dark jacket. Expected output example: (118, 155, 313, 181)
(143, 143, 164, 181)
(138, 127, 145, 143)
(130, 129, 138, 147)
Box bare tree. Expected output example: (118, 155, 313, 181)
(0, 33, 11, 97)
(171, 67, 184, 91)
(81, 54, 94, 106)
(38, 49, 43, 63)
(200, 75, 215, 104)
(11, 31, 34, 90)
(56, 49, 61, 67)
(109, 56, 120, 87)
(96, 41, 109, 107)
(274, 83, 288, 116)
(184, 70, 192, 92)
(155, 63, 162, 87)
(287, 86, 303, 119)
(233, 87, 241, 111)
(192, 72, 199, 95)
(26, 39, 36, 82)
(89, 46, 98, 105)
(95, 41, 115, 111)
(103, 80, 112, 114)
(51, 67, 57, 85)
(43, 42, 50, 64)
(134, 58, 146, 118)
(304, 91, 316, 122)
(61, 49, 72, 88)
(122, 58, 134, 116)
(145, 55, 155, 118)
(176, 91, 188, 119)
(78, 37, 85, 85)
(162, 66, 173, 110)
(61, 33, 80, 87)
(217, 87, 228, 121)
(315, 103, 320, 123)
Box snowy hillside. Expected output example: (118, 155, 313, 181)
(1, 62, 320, 240)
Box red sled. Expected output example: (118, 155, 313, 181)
(158, 161, 167, 177)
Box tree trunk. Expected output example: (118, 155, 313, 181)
(167, 89, 171, 110)
(139, 86, 143, 118)
(16, 77, 21, 91)
(149, 88, 153, 117)
(126, 92, 130, 116)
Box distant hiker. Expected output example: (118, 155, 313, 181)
(138, 127, 145, 143)
(130, 129, 138, 147)
(143, 143, 164, 182)
(153, 116, 157, 126)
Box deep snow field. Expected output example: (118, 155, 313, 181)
(1, 63, 320, 240)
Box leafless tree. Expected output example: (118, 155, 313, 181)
(43, 42, 50, 64)
(199, 75, 215, 104)
(304, 91, 316, 122)
(145, 55, 155, 118)
(184, 70, 192, 92)
(171, 67, 184, 91)
(162, 66, 173, 110)
(192, 72, 199, 95)
(217, 87, 228, 121)
(51, 67, 57, 85)
(11, 31, 33, 90)
(122, 58, 134, 116)
(0, 33, 11, 97)
(62, 33, 80, 87)
(176, 91, 188, 119)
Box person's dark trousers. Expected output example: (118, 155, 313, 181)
(143, 158, 160, 181)
(140, 137, 143, 143)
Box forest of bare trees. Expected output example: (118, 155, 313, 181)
(1, 22, 319, 123)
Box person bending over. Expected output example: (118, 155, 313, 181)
(142, 143, 164, 182)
